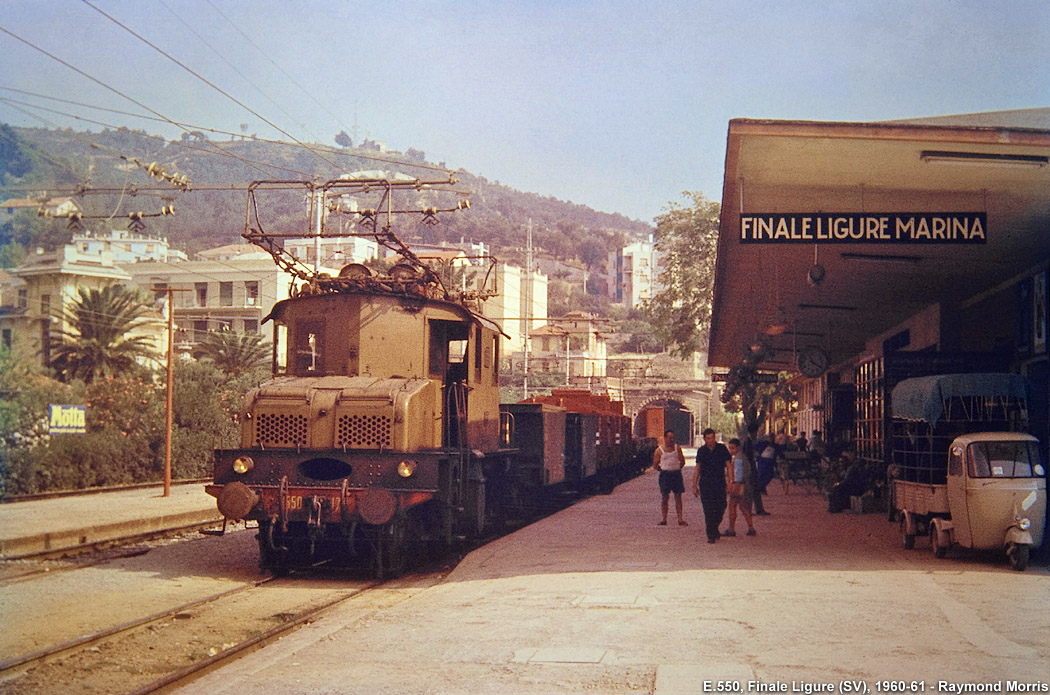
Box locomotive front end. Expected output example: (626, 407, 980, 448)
(207, 375, 443, 570)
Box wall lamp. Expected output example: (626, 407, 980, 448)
(919, 150, 1048, 169)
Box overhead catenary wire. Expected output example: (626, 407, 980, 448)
(0, 27, 293, 183)
(153, 0, 331, 149)
(0, 89, 453, 175)
(202, 0, 357, 141)
(79, 0, 346, 174)
(0, 96, 311, 180)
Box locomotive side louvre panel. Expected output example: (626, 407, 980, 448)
(333, 378, 440, 452)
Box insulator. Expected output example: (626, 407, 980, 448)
(129, 211, 143, 220)
(458, 199, 471, 209)
(147, 161, 159, 176)
(162, 205, 175, 215)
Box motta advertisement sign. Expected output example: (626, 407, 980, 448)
(740, 213, 987, 244)
(48, 404, 86, 435)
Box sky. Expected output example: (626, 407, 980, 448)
(1, 0, 1048, 223)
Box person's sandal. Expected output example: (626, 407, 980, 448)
(746, 528, 756, 536)
(678, 520, 688, 526)
(657, 520, 667, 526)
(722, 529, 736, 537)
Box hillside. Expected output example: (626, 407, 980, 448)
(0, 125, 652, 264)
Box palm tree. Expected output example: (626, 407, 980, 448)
(192, 330, 270, 376)
(49, 285, 158, 383)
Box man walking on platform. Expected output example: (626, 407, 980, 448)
(693, 428, 729, 543)
(652, 430, 688, 526)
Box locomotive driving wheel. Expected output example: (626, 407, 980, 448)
(375, 513, 409, 579)
(257, 519, 290, 576)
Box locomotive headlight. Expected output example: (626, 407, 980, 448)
(1019, 517, 1032, 530)
(232, 456, 255, 474)
(397, 460, 417, 478)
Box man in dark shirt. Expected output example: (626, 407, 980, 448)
(692, 428, 729, 543)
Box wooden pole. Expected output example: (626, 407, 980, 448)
(153, 287, 190, 498)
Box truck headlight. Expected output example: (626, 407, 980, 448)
(397, 460, 417, 478)
(233, 456, 255, 474)
(1019, 517, 1031, 530)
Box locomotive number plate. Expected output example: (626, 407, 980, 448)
(285, 496, 341, 511)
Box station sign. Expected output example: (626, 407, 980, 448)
(740, 213, 986, 244)
(711, 372, 779, 383)
(48, 405, 86, 435)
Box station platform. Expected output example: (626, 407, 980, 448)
(0, 483, 221, 558)
(172, 464, 1049, 694)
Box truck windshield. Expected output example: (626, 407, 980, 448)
(968, 441, 1043, 478)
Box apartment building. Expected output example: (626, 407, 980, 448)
(122, 258, 295, 349)
(608, 235, 660, 308)
(0, 245, 159, 366)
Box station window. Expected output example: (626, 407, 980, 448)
(195, 282, 208, 307)
(853, 358, 884, 468)
(1, 328, 11, 350)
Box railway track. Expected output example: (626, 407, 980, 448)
(0, 568, 442, 695)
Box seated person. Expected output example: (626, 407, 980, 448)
(828, 452, 867, 513)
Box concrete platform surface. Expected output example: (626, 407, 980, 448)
(0, 483, 221, 557)
(172, 467, 1049, 695)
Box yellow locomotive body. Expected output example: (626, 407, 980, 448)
(207, 283, 506, 574)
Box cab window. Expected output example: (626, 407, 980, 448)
(274, 322, 288, 374)
(968, 441, 1038, 478)
(294, 319, 325, 375)
(428, 319, 469, 382)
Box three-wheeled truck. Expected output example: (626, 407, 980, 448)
(890, 373, 1046, 571)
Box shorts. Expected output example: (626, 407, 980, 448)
(658, 469, 685, 495)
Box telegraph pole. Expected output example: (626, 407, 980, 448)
(153, 286, 191, 497)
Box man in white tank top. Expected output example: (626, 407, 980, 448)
(652, 430, 688, 526)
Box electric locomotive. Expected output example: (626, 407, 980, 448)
(206, 177, 509, 576)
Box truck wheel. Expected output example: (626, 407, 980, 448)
(1006, 542, 1030, 572)
(930, 525, 946, 558)
(900, 516, 915, 549)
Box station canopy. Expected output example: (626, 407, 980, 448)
(708, 109, 1050, 373)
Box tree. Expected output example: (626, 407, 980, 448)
(0, 124, 34, 179)
(645, 191, 720, 359)
(49, 285, 158, 383)
(171, 358, 258, 478)
(579, 238, 605, 270)
(192, 330, 270, 376)
(335, 131, 352, 148)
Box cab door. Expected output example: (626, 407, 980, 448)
(946, 442, 972, 547)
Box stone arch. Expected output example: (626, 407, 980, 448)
(634, 396, 694, 444)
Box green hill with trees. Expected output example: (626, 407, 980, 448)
(0, 124, 652, 267)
